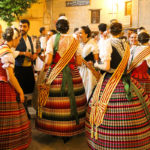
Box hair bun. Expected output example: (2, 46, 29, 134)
(3, 27, 14, 42)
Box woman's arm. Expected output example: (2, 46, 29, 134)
(44, 53, 53, 71)
(44, 35, 54, 70)
(6, 67, 24, 103)
(94, 60, 110, 71)
(94, 39, 112, 71)
(92, 39, 99, 62)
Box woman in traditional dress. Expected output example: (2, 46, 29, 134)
(128, 32, 150, 98)
(0, 27, 31, 150)
(78, 26, 99, 101)
(35, 16, 87, 142)
(86, 23, 150, 149)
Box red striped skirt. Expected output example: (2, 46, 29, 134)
(0, 82, 31, 150)
(131, 61, 150, 98)
(36, 66, 87, 137)
(131, 73, 150, 99)
(86, 76, 150, 150)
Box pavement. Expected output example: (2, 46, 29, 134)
(27, 107, 90, 150)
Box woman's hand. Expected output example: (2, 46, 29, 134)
(94, 60, 110, 71)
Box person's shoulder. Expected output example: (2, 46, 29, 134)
(61, 33, 72, 37)
(51, 34, 57, 41)
(40, 36, 47, 41)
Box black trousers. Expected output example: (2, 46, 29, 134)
(14, 66, 35, 94)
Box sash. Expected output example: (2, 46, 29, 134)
(127, 46, 150, 122)
(90, 44, 130, 139)
(127, 46, 150, 73)
(46, 37, 79, 85)
(0, 46, 12, 57)
(82, 58, 101, 81)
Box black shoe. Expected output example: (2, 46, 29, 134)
(62, 137, 71, 143)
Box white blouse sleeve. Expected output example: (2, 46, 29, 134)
(40, 37, 47, 49)
(1, 53, 15, 69)
(45, 35, 55, 55)
(100, 39, 112, 62)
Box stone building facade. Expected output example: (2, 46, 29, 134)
(0, 0, 149, 35)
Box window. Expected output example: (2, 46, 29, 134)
(125, 1, 132, 26)
(90, 9, 100, 24)
(125, 1, 132, 16)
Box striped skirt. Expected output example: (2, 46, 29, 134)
(0, 82, 31, 150)
(35, 66, 87, 137)
(86, 76, 150, 150)
(131, 62, 150, 99)
(131, 74, 150, 99)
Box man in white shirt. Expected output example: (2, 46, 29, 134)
(97, 23, 109, 59)
(34, 27, 47, 72)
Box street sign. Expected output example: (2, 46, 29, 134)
(66, 0, 90, 7)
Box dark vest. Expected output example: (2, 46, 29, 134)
(15, 35, 34, 66)
(101, 45, 123, 75)
(110, 46, 122, 69)
(84, 52, 95, 63)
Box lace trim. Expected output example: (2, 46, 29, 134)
(110, 38, 126, 58)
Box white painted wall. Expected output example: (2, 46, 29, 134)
(139, 0, 150, 32)
(1, 0, 150, 35)
(50, 0, 131, 33)
(132, 0, 150, 32)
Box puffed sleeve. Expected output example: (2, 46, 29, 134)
(1, 53, 15, 69)
(45, 35, 56, 55)
(100, 39, 112, 62)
